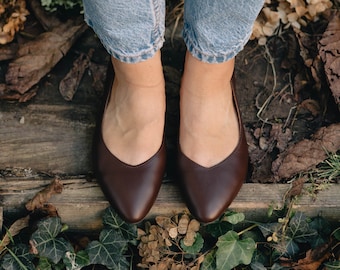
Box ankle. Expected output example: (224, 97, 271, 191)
(111, 51, 164, 88)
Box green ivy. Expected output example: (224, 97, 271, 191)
(0, 207, 339, 269)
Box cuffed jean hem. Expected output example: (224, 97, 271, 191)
(86, 26, 165, 64)
(183, 28, 253, 64)
(83, 0, 165, 64)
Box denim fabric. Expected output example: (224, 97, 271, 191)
(183, 0, 264, 63)
(83, 0, 264, 63)
(83, 0, 165, 63)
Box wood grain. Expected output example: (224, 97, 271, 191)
(1, 178, 339, 231)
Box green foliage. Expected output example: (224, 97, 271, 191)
(180, 233, 204, 254)
(222, 212, 245, 224)
(1, 245, 34, 270)
(102, 207, 137, 242)
(86, 229, 129, 269)
(0, 207, 137, 270)
(0, 206, 339, 269)
(63, 250, 89, 270)
(40, 0, 83, 12)
(31, 217, 73, 264)
(200, 249, 216, 270)
(216, 231, 256, 270)
(200, 211, 256, 270)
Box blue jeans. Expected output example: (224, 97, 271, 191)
(83, 0, 264, 64)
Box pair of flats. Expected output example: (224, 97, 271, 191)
(96, 71, 248, 223)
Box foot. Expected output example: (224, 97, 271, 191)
(102, 52, 165, 166)
(179, 53, 239, 168)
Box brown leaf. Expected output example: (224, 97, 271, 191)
(156, 216, 172, 229)
(25, 178, 63, 211)
(88, 62, 108, 94)
(285, 176, 307, 198)
(0, 216, 29, 252)
(177, 214, 190, 234)
(59, 52, 92, 101)
(183, 219, 200, 247)
(272, 123, 340, 179)
(319, 12, 340, 105)
(292, 244, 331, 270)
(5, 19, 87, 94)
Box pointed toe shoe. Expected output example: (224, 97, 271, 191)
(97, 135, 166, 223)
(178, 82, 248, 223)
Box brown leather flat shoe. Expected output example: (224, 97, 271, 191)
(97, 134, 166, 223)
(178, 81, 248, 223)
(95, 64, 166, 223)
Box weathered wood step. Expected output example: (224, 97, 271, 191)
(1, 178, 339, 231)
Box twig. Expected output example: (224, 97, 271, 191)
(256, 44, 278, 124)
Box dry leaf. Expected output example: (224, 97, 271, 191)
(177, 214, 190, 234)
(319, 12, 340, 106)
(285, 176, 308, 198)
(169, 227, 178, 239)
(292, 244, 331, 270)
(59, 51, 92, 101)
(156, 216, 172, 229)
(183, 219, 200, 247)
(25, 178, 63, 211)
(272, 123, 340, 179)
(5, 19, 87, 94)
(0, 216, 29, 252)
(0, 0, 29, 44)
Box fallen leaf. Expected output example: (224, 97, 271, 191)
(292, 244, 331, 270)
(272, 123, 340, 179)
(0, 216, 30, 252)
(177, 214, 190, 234)
(5, 19, 87, 94)
(319, 12, 340, 106)
(25, 178, 63, 211)
(59, 51, 92, 101)
(285, 176, 308, 198)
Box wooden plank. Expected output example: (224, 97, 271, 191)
(1, 178, 339, 230)
(0, 103, 97, 175)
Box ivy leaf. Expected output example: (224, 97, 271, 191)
(205, 221, 233, 238)
(180, 233, 204, 254)
(201, 249, 217, 270)
(1, 245, 35, 270)
(30, 217, 73, 264)
(286, 212, 317, 244)
(86, 229, 129, 270)
(333, 228, 340, 241)
(216, 231, 256, 270)
(222, 212, 245, 224)
(37, 257, 52, 270)
(63, 250, 90, 270)
(102, 207, 137, 242)
(308, 216, 331, 248)
(283, 238, 300, 257)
